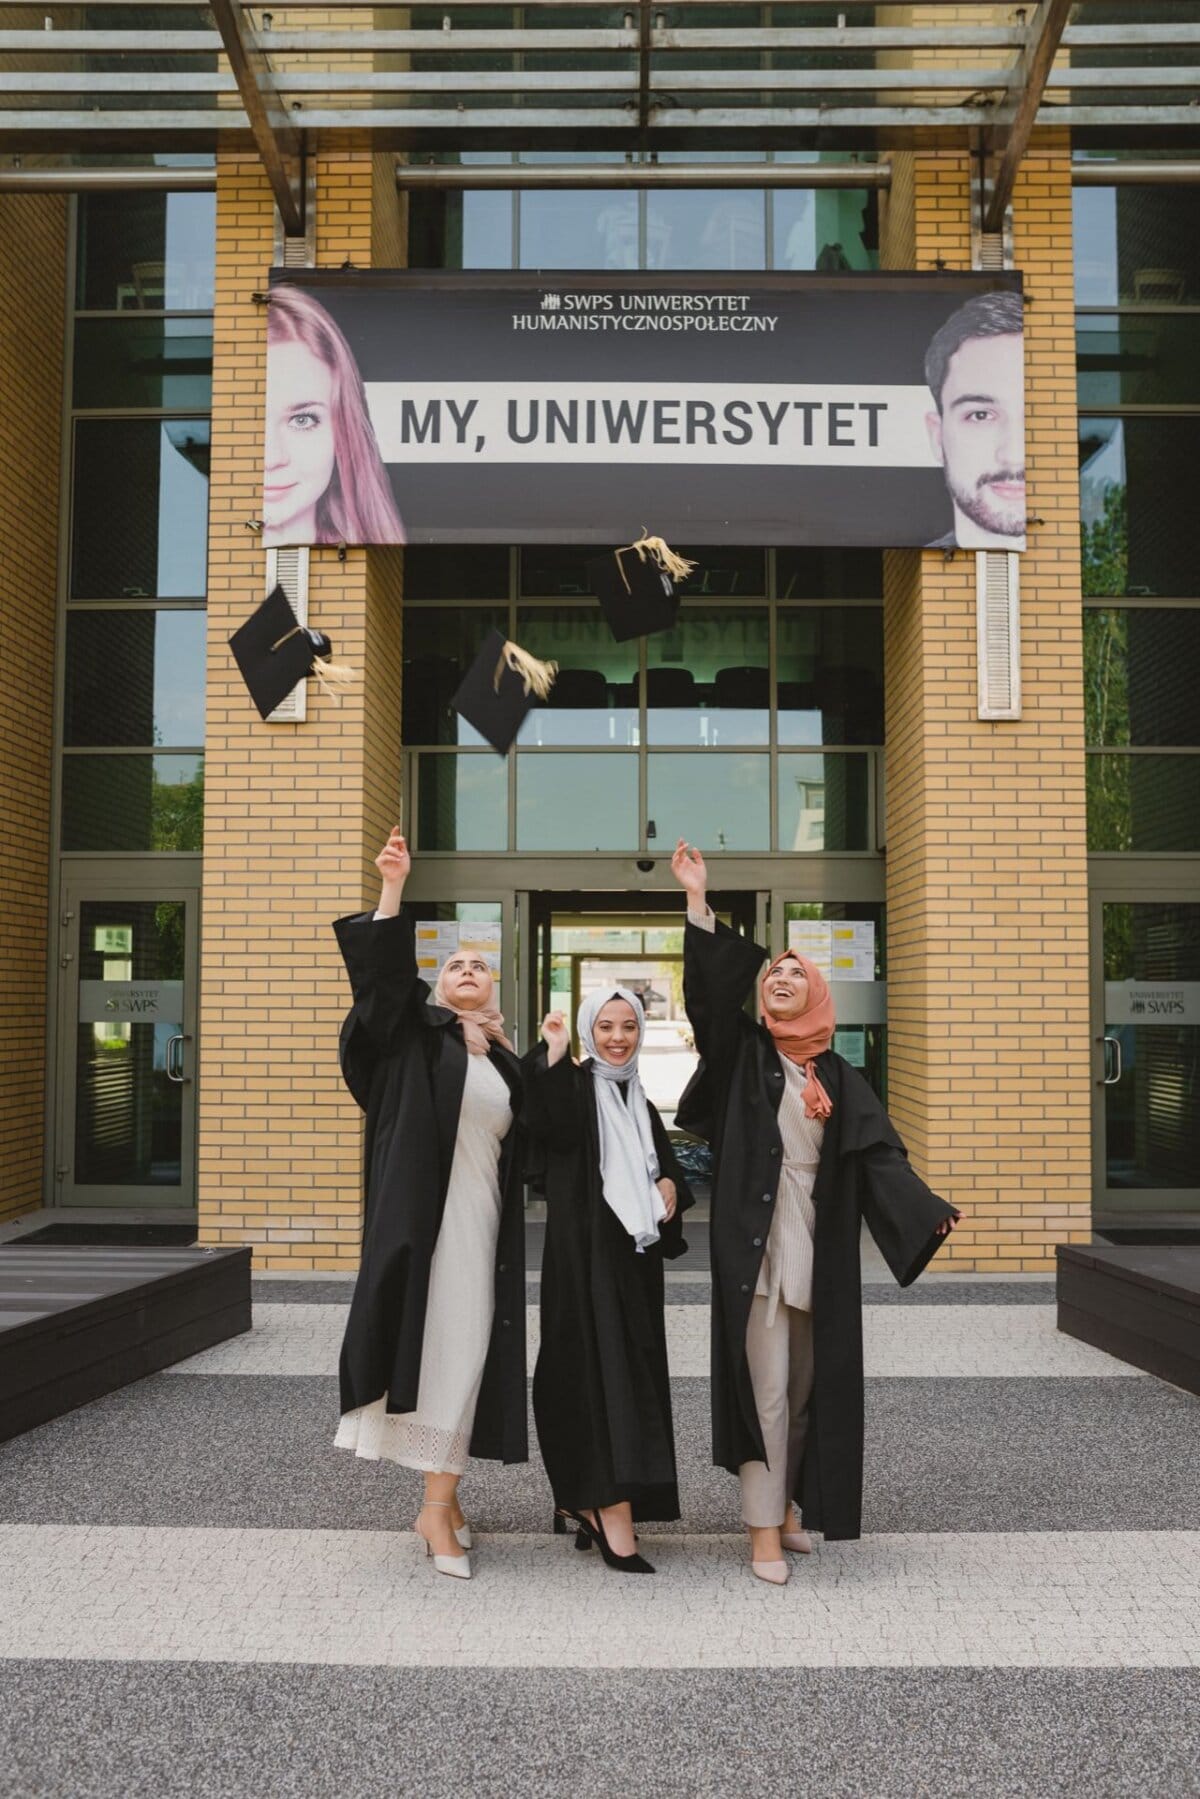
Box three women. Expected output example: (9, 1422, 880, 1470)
(332, 830, 958, 1583)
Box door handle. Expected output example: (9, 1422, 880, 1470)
(1102, 1034, 1122, 1086)
(166, 1033, 185, 1083)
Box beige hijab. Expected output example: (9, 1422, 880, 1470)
(433, 965, 512, 1056)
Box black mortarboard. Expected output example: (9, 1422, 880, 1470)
(229, 584, 350, 720)
(586, 537, 698, 642)
(452, 627, 558, 756)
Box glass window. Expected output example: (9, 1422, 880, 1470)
(646, 189, 767, 271)
(403, 606, 508, 746)
(1100, 900, 1200, 1192)
(517, 753, 638, 850)
(75, 190, 216, 312)
(403, 546, 509, 600)
(773, 187, 879, 273)
(1079, 418, 1198, 598)
(65, 610, 206, 748)
(681, 546, 766, 597)
(1073, 186, 1200, 308)
(646, 607, 769, 746)
(782, 897, 887, 1097)
(514, 608, 639, 747)
(72, 318, 213, 411)
(777, 607, 883, 745)
(1086, 753, 1200, 852)
(520, 190, 639, 270)
(71, 419, 210, 599)
(417, 754, 508, 851)
(777, 547, 882, 599)
(647, 752, 770, 850)
(62, 754, 204, 852)
(1076, 314, 1200, 410)
(778, 753, 871, 851)
(519, 546, 595, 597)
(1084, 608, 1200, 747)
(407, 190, 514, 270)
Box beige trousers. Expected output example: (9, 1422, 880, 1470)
(738, 1295, 815, 1528)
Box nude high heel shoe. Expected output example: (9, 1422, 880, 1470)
(415, 1501, 472, 1580)
(455, 1523, 473, 1550)
(751, 1560, 790, 1586)
(781, 1509, 813, 1555)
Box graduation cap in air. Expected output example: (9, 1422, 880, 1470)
(229, 584, 355, 720)
(586, 535, 698, 643)
(452, 627, 558, 756)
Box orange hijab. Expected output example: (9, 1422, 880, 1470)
(759, 951, 836, 1120)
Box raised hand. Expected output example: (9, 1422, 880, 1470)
(670, 838, 708, 900)
(374, 828, 411, 916)
(541, 1010, 571, 1066)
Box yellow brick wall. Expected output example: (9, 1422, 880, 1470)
(197, 151, 404, 1267)
(0, 192, 66, 1222)
(882, 135, 1093, 1271)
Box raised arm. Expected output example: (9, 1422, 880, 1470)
(332, 829, 425, 1057)
(670, 840, 766, 1064)
(521, 1012, 584, 1154)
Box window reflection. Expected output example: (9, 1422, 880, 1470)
(1080, 418, 1198, 598)
(517, 754, 638, 850)
(1076, 313, 1200, 410)
(645, 608, 769, 745)
(777, 607, 883, 745)
(62, 755, 204, 852)
(72, 318, 213, 411)
(778, 753, 870, 852)
(1084, 609, 1200, 748)
(1073, 186, 1200, 308)
(417, 754, 508, 851)
(515, 608, 639, 746)
(1086, 753, 1200, 853)
(645, 190, 767, 271)
(521, 191, 639, 270)
(75, 189, 216, 312)
(65, 610, 206, 748)
(647, 752, 769, 850)
(403, 607, 508, 746)
(71, 419, 210, 599)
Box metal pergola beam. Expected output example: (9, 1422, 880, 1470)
(207, 0, 303, 235)
(984, 0, 1073, 234)
(395, 161, 891, 191)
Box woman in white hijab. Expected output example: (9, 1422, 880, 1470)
(524, 988, 692, 1574)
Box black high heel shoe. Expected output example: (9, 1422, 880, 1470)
(557, 1508, 655, 1575)
(552, 1510, 591, 1551)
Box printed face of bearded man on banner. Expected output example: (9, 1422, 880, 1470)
(923, 290, 1027, 552)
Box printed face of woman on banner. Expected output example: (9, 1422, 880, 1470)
(262, 285, 406, 549)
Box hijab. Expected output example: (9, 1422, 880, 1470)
(759, 951, 836, 1120)
(433, 963, 512, 1057)
(577, 987, 666, 1252)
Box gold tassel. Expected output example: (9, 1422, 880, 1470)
(310, 656, 356, 703)
(625, 532, 698, 583)
(494, 640, 559, 700)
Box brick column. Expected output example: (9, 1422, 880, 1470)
(198, 151, 405, 1268)
(0, 192, 67, 1222)
(880, 137, 1092, 1271)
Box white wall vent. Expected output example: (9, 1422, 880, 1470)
(976, 550, 1021, 721)
(264, 545, 311, 724)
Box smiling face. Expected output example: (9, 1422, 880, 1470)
(592, 998, 640, 1066)
(263, 340, 337, 540)
(926, 331, 1026, 541)
(762, 955, 810, 1022)
(439, 952, 494, 1012)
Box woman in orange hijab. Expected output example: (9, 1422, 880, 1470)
(672, 841, 958, 1585)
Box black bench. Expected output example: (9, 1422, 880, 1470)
(1057, 1241, 1200, 1396)
(0, 1243, 252, 1443)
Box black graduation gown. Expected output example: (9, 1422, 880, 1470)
(676, 916, 959, 1541)
(524, 1047, 692, 1522)
(333, 909, 527, 1465)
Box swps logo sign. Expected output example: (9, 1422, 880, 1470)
(541, 292, 562, 311)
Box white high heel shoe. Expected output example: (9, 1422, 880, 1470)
(415, 1501, 472, 1580)
(455, 1523, 473, 1550)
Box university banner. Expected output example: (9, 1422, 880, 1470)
(262, 269, 1026, 551)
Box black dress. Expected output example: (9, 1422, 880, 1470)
(333, 909, 527, 1465)
(677, 915, 958, 1540)
(524, 1048, 692, 1522)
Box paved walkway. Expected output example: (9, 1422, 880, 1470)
(2, 1268, 1198, 1797)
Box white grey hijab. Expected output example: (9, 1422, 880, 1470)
(578, 986, 667, 1253)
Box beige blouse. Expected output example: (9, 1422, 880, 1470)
(688, 905, 825, 1321)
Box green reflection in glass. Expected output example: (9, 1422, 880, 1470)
(1079, 417, 1198, 600)
(417, 754, 508, 851)
(1084, 608, 1200, 748)
(647, 752, 769, 850)
(646, 608, 769, 746)
(516, 609, 639, 747)
(1086, 752, 1200, 852)
(777, 753, 870, 852)
(62, 755, 204, 852)
(517, 754, 637, 850)
(777, 607, 883, 746)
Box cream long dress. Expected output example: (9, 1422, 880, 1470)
(334, 1050, 514, 1475)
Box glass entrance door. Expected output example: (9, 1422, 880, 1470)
(1091, 893, 1200, 1217)
(55, 881, 200, 1208)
